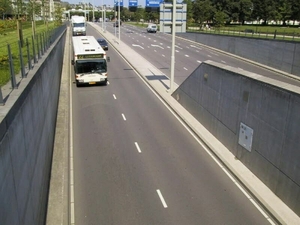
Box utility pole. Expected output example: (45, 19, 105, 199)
(118, 0, 120, 42)
(170, 0, 176, 93)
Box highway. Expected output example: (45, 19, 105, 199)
(70, 23, 277, 224)
(103, 22, 300, 86)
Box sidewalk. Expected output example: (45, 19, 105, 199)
(89, 22, 300, 225)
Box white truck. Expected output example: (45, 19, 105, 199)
(71, 36, 110, 87)
(71, 15, 87, 36)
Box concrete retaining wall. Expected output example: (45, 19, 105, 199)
(172, 60, 300, 216)
(0, 29, 66, 225)
(177, 32, 300, 77)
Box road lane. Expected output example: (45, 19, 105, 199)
(70, 25, 275, 224)
(114, 23, 300, 87)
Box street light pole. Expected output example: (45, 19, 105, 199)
(84, 1, 86, 20)
(114, 3, 116, 37)
(118, 0, 120, 42)
(102, 0, 104, 30)
(92, 0, 95, 22)
(104, 5, 106, 32)
(170, 0, 176, 93)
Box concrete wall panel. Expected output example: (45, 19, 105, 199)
(0, 168, 19, 225)
(7, 112, 26, 190)
(276, 171, 300, 214)
(0, 28, 66, 225)
(256, 121, 284, 167)
(292, 44, 300, 75)
(260, 86, 290, 132)
(281, 139, 300, 185)
(172, 60, 300, 216)
(177, 33, 300, 77)
(218, 94, 239, 134)
(0, 134, 11, 189)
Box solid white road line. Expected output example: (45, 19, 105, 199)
(122, 113, 127, 121)
(134, 142, 142, 153)
(157, 189, 168, 208)
(70, 48, 75, 225)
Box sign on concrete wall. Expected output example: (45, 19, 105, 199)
(238, 122, 253, 152)
(159, 3, 186, 33)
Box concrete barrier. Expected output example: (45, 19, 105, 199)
(172, 60, 300, 217)
(177, 32, 300, 77)
(0, 28, 66, 225)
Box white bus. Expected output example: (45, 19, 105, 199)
(71, 36, 110, 87)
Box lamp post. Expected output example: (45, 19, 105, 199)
(102, 0, 104, 30)
(104, 5, 106, 32)
(118, 0, 120, 42)
(114, 2, 116, 37)
(170, 0, 176, 93)
(92, 0, 95, 22)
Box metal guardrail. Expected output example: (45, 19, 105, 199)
(0, 24, 67, 105)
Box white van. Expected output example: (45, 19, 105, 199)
(147, 24, 157, 33)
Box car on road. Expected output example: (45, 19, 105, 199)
(147, 24, 157, 33)
(97, 38, 108, 51)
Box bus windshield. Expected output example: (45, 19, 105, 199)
(75, 59, 107, 74)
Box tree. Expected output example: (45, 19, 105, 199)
(54, 2, 64, 26)
(251, 0, 277, 24)
(192, 0, 215, 26)
(131, 7, 144, 22)
(121, 7, 131, 21)
(0, 0, 13, 19)
(289, 0, 300, 22)
(211, 0, 235, 24)
(237, 0, 253, 24)
(144, 11, 159, 23)
(182, 0, 193, 24)
(13, 0, 27, 19)
(278, 0, 292, 25)
(26, 0, 42, 21)
(213, 10, 227, 27)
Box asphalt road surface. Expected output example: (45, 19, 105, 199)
(104, 22, 300, 86)
(70, 24, 275, 225)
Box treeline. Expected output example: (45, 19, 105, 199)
(179, 0, 300, 26)
(0, 0, 64, 26)
(110, 0, 300, 27)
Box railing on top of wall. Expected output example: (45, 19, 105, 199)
(0, 24, 67, 106)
